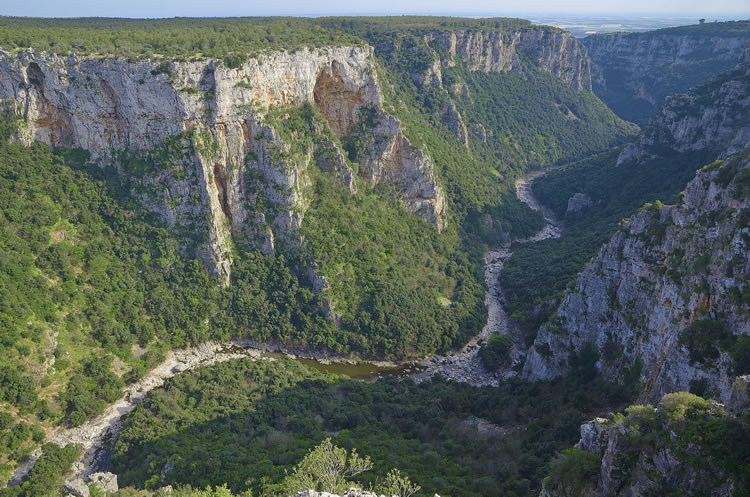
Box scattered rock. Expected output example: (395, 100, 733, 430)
(87, 472, 118, 493)
(64, 478, 89, 497)
(566, 192, 592, 214)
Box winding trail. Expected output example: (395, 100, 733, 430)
(412, 169, 560, 386)
(8, 168, 559, 486)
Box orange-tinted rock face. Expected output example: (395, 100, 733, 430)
(313, 62, 366, 137)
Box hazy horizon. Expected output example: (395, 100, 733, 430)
(2, 0, 749, 19)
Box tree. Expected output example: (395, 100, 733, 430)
(282, 438, 373, 495)
(378, 469, 421, 497)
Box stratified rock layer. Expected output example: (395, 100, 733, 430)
(426, 29, 592, 91)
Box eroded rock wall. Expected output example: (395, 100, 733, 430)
(0, 46, 447, 280)
(584, 29, 750, 123)
(425, 29, 592, 91)
(523, 155, 750, 403)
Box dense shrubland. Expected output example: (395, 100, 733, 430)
(109, 357, 635, 497)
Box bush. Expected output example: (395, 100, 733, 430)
(478, 334, 513, 371)
(659, 392, 712, 420)
(545, 448, 601, 496)
(282, 438, 373, 495)
(0, 443, 81, 497)
(730, 336, 750, 376)
(679, 319, 733, 365)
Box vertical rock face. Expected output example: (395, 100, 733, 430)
(408, 28, 591, 147)
(523, 62, 750, 402)
(425, 29, 592, 91)
(583, 27, 750, 123)
(0, 46, 447, 279)
(356, 113, 447, 230)
(616, 63, 750, 166)
(523, 155, 750, 403)
(548, 400, 738, 497)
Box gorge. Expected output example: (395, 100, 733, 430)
(0, 15, 748, 497)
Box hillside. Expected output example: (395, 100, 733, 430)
(503, 60, 750, 344)
(524, 150, 750, 403)
(2, 14, 749, 497)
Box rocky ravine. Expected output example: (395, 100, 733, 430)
(414, 169, 561, 386)
(524, 154, 750, 403)
(583, 26, 750, 123)
(0, 47, 447, 285)
(617, 61, 750, 166)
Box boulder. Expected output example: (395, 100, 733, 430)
(566, 192, 592, 214)
(88, 472, 118, 493)
(63, 478, 89, 497)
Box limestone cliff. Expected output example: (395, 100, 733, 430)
(584, 24, 750, 123)
(541, 388, 749, 497)
(616, 62, 750, 166)
(425, 29, 592, 91)
(0, 47, 447, 281)
(392, 28, 592, 145)
(524, 152, 750, 403)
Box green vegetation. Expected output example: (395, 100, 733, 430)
(648, 19, 750, 37)
(731, 336, 750, 376)
(679, 319, 734, 365)
(0, 443, 81, 497)
(544, 448, 601, 497)
(0, 16, 553, 62)
(110, 357, 634, 497)
(0, 113, 337, 473)
(543, 392, 750, 497)
(0, 17, 361, 61)
(450, 66, 637, 170)
(62, 355, 124, 426)
(502, 146, 719, 337)
(263, 103, 487, 357)
(0, 16, 662, 496)
(281, 438, 374, 495)
(354, 23, 636, 233)
(478, 334, 512, 371)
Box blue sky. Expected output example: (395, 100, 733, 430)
(1, 0, 749, 17)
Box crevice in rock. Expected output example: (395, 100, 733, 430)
(26, 62, 44, 89)
(213, 164, 232, 223)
